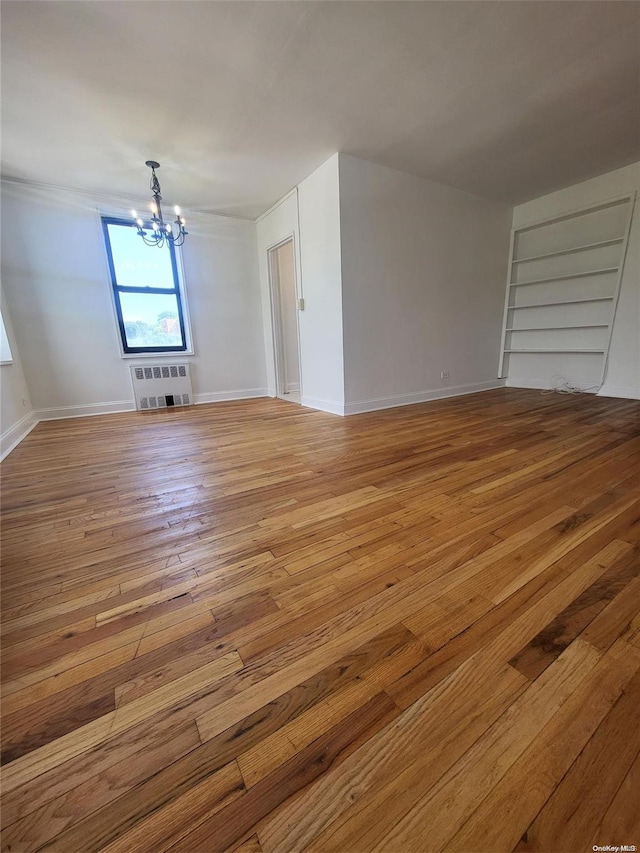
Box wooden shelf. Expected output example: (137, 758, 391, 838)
(512, 238, 623, 264)
(509, 268, 619, 287)
(504, 348, 605, 354)
(505, 324, 608, 332)
(508, 297, 614, 310)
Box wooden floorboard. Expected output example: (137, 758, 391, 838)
(1, 388, 639, 853)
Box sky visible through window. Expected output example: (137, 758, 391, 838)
(107, 222, 184, 348)
(107, 223, 175, 291)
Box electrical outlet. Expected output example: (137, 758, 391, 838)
(440, 371, 450, 380)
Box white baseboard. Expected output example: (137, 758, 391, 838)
(506, 377, 640, 400)
(506, 377, 601, 394)
(598, 385, 640, 400)
(343, 380, 506, 416)
(505, 377, 551, 391)
(33, 389, 271, 421)
(1, 410, 39, 461)
(36, 400, 136, 420)
(301, 396, 346, 416)
(194, 388, 269, 405)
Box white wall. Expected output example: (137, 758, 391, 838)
(297, 155, 344, 413)
(0, 292, 36, 459)
(1, 182, 267, 419)
(512, 162, 640, 399)
(179, 216, 267, 404)
(338, 154, 511, 412)
(256, 155, 345, 414)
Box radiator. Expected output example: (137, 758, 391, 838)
(130, 364, 193, 411)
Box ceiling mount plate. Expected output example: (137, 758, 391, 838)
(145, 160, 160, 169)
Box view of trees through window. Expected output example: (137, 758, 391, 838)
(124, 310, 181, 348)
(119, 292, 184, 349)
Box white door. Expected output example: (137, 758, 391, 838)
(268, 239, 301, 402)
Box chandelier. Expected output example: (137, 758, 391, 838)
(131, 161, 188, 248)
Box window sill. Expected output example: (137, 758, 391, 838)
(120, 350, 194, 359)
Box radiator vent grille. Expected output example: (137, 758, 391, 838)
(130, 364, 193, 411)
(134, 365, 187, 381)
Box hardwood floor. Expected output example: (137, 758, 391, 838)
(1, 388, 639, 853)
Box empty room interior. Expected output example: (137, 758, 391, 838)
(1, 1, 640, 851)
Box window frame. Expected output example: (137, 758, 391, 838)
(0, 311, 14, 364)
(102, 216, 190, 355)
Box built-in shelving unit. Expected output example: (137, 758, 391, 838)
(498, 193, 636, 390)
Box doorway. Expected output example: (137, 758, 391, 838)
(268, 238, 301, 403)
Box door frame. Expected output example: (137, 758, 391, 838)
(266, 234, 302, 402)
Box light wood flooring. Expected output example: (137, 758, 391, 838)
(1, 388, 639, 853)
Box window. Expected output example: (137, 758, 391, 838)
(102, 217, 189, 354)
(0, 311, 13, 363)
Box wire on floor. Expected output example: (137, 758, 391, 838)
(541, 374, 602, 395)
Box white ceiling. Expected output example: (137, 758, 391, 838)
(2, 1, 639, 219)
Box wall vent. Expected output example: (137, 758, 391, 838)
(130, 364, 193, 411)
